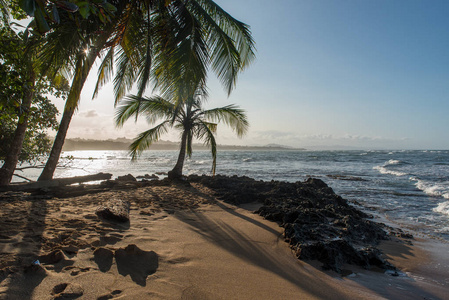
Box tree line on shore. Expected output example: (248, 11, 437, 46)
(0, 0, 255, 185)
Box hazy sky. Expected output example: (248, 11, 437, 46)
(52, 0, 449, 150)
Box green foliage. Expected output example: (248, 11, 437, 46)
(0, 26, 66, 163)
(17, 0, 117, 33)
(0, 96, 59, 163)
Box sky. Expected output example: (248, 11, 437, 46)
(50, 0, 449, 150)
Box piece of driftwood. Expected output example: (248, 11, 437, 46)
(96, 199, 130, 222)
(0, 173, 113, 192)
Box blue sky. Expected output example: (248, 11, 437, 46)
(59, 0, 449, 149)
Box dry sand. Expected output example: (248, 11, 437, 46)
(0, 182, 448, 299)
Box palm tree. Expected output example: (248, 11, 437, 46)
(37, 0, 255, 181)
(115, 89, 248, 179)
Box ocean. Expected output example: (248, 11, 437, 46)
(16, 149, 449, 241)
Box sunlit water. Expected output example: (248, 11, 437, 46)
(14, 149, 449, 241)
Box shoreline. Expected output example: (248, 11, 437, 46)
(0, 175, 448, 299)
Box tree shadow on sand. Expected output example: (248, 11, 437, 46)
(175, 202, 348, 299)
(175, 185, 443, 300)
(0, 194, 48, 299)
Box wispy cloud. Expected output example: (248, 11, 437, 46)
(80, 110, 99, 118)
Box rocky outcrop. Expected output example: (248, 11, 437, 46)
(188, 175, 395, 273)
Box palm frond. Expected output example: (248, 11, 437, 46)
(200, 104, 248, 137)
(136, 9, 152, 98)
(113, 48, 136, 105)
(115, 94, 175, 127)
(194, 120, 217, 175)
(92, 46, 114, 99)
(129, 120, 171, 160)
(188, 0, 255, 94)
(152, 2, 208, 101)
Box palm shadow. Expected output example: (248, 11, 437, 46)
(175, 199, 349, 299)
(183, 185, 443, 300)
(1, 194, 48, 299)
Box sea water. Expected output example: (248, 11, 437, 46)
(16, 149, 449, 241)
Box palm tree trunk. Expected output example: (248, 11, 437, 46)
(38, 55, 96, 181)
(168, 130, 188, 180)
(37, 105, 75, 181)
(0, 71, 35, 186)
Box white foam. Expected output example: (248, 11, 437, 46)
(373, 165, 407, 176)
(386, 159, 401, 166)
(414, 179, 449, 199)
(433, 201, 449, 216)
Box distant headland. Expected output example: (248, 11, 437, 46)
(62, 138, 306, 151)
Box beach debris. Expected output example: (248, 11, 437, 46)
(0, 173, 113, 192)
(188, 174, 395, 273)
(96, 199, 131, 222)
(23, 263, 46, 275)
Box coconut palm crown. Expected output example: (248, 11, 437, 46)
(115, 89, 248, 179)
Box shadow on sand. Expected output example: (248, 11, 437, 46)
(174, 196, 348, 299)
(175, 185, 443, 300)
(1, 194, 48, 299)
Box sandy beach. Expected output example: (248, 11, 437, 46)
(0, 180, 448, 300)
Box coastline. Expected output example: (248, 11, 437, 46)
(0, 176, 447, 299)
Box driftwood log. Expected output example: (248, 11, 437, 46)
(96, 199, 130, 222)
(0, 173, 113, 192)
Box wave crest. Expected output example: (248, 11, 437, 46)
(433, 201, 449, 216)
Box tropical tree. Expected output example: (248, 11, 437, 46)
(115, 89, 249, 179)
(35, 0, 255, 181)
(0, 25, 67, 185)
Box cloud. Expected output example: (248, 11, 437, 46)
(80, 110, 99, 118)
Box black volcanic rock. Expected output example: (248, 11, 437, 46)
(188, 174, 394, 273)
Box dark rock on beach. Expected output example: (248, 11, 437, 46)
(136, 174, 159, 180)
(116, 174, 137, 182)
(188, 174, 393, 273)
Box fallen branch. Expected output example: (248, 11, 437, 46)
(13, 174, 33, 182)
(0, 172, 113, 191)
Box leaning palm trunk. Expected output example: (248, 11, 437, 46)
(38, 39, 106, 181)
(37, 105, 75, 181)
(168, 130, 188, 180)
(0, 71, 35, 185)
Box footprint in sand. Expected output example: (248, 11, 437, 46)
(51, 282, 84, 299)
(93, 247, 114, 272)
(114, 244, 158, 286)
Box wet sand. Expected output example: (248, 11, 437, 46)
(0, 182, 448, 299)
